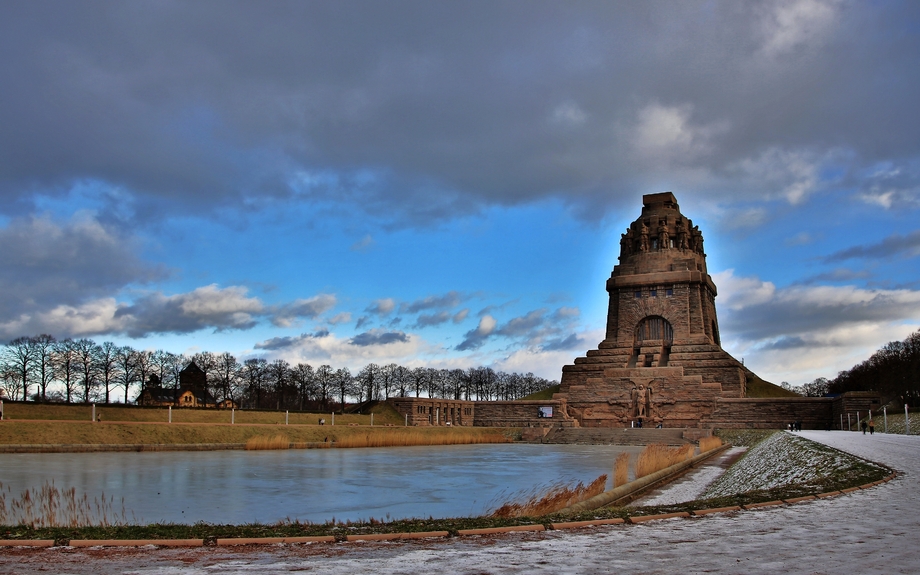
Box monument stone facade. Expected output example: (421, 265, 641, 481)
(555, 192, 747, 428)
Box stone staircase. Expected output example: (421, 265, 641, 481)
(541, 427, 692, 446)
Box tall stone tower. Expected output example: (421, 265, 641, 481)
(555, 192, 746, 428)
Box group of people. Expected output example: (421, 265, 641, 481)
(788, 421, 802, 431)
(861, 419, 876, 434)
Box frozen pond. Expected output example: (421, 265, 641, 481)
(0, 443, 640, 524)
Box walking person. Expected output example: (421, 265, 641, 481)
(861, 420, 868, 434)
(869, 419, 875, 435)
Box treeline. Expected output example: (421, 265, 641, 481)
(827, 329, 920, 406)
(783, 329, 920, 404)
(0, 334, 558, 410)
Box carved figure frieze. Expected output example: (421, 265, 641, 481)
(620, 228, 634, 259)
(638, 221, 650, 252)
(675, 219, 688, 250)
(657, 218, 669, 250)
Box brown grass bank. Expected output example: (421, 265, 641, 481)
(0, 421, 514, 450)
(1, 402, 403, 426)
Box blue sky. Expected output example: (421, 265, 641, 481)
(2, 1, 919, 386)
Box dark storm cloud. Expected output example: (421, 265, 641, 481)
(255, 329, 329, 351)
(0, 215, 165, 318)
(720, 286, 920, 344)
(402, 291, 464, 313)
(823, 230, 920, 263)
(350, 331, 409, 347)
(271, 294, 337, 327)
(455, 307, 579, 351)
(415, 311, 452, 328)
(541, 333, 585, 351)
(3, 1, 919, 225)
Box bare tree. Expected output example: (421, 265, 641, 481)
(267, 359, 291, 409)
(394, 365, 410, 398)
(3, 336, 35, 400)
(0, 362, 23, 401)
(114, 346, 138, 403)
(315, 364, 333, 410)
(97, 341, 119, 403)
(53, 339, 80, 403)
(381, 363, 398, 399)
(151, 350, 175, 387)
(334, 367, 353, 411)
(73, 338, 101, 403)
(134, 349, 155, 390)
(191, 351, 219, 407)
(168, 353, 186, 389)
(214, 352, 240, 404)
(241, 358, 267, 408)
(356, 363, 379, 402)
(291, 363, 315, 410)
(411, 366, 427, 398)
(30, 335, 57, 402)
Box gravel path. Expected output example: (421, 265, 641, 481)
(2, 431, 916, 574)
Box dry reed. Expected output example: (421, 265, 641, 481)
(491, 474, 608, 518)
(613, 451, 630, 488)
(245, 434, 291, 450)
(0, 481, 132, 527)
(331, 429, 509, 448)
(698, 435, 723, 452)
(635, 443, 695, 478)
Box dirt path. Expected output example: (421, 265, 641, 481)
(2, 431, 917, 574)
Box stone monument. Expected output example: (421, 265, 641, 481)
(555, 192, 746, 428)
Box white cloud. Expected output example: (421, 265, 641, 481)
(714, 269, 920, 384)
(733, 147, 822, 205)
(477, 315, 497, 336)
(366, 298, 396, 316)
(712, 269, 777, 311)
(758, 0, 840, 58)
(631, 103, 728, 166)
(254, 329, 433, 371)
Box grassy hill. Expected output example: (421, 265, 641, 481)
(744, 370, 801, 398)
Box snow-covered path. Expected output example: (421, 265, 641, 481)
(2, 431, 918, 574)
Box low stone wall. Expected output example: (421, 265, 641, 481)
(472, 400, 573, 428)
(703, 397, 833, 429)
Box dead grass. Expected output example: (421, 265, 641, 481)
(491, 474, 608, 518)
(1, 402, 399, 426)
(698, 435, 723, 452)
(331, 429, 510, 448)
(0, 481, 133, 528)
(245, 434, 291, 450)
(613, 451, 630, 488)
(635, 443, 695, 479)
(0, 420, 512, 449)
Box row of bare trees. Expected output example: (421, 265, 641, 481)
(828, 329, 920, 407)
(0, 334, 557, 410)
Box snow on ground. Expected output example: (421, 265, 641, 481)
(2, 431, 918, 574)
(632, 446, 746, 506)
(703, 432, 886, 497)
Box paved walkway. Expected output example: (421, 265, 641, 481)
(1, 431, 917, 574)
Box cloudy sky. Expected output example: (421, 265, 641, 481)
(2, 0, 919, 386)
